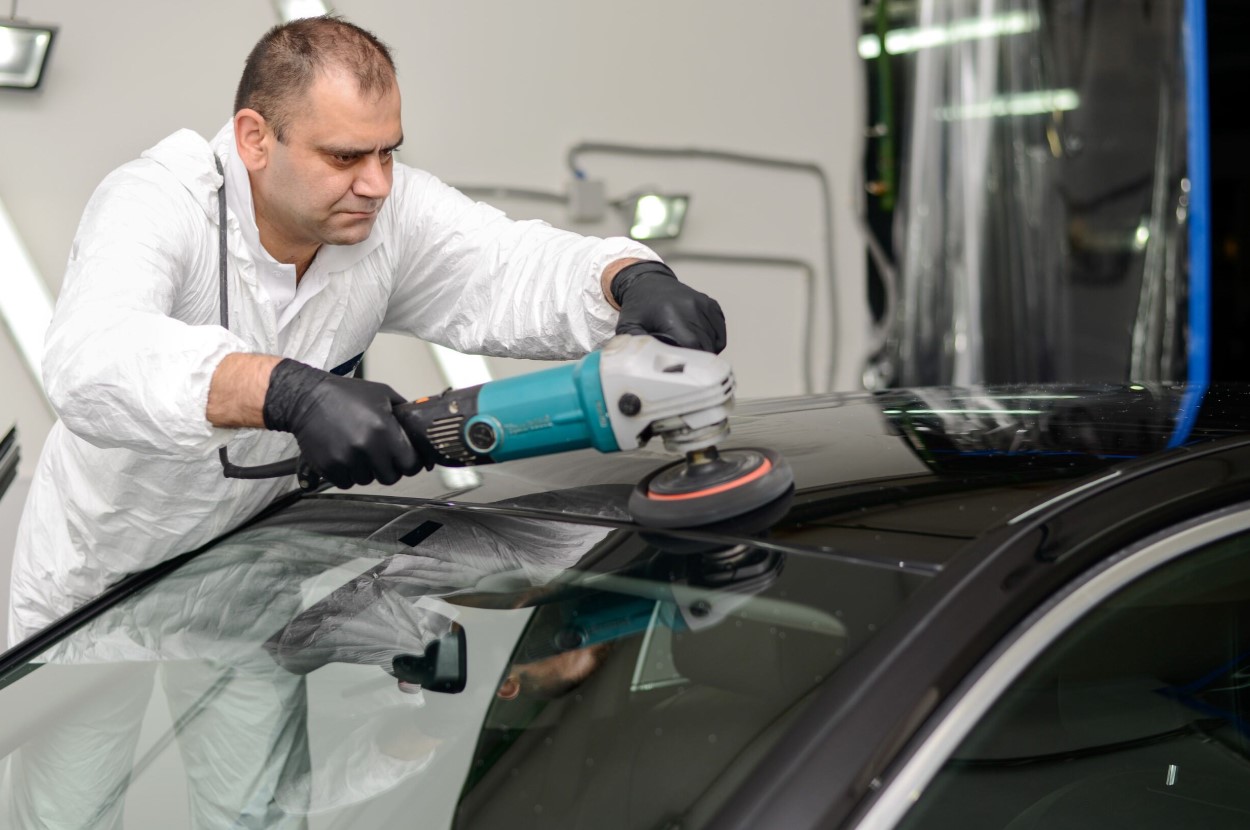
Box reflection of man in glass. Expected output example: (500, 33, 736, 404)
(5, 500, 614, 827)
(495, 642, 615, 702)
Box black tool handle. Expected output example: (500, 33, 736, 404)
(222, 386, 492, 488)
(393, 385, 493, 467)
(220, 450, 327, 491)
(296, 457, 322, 491)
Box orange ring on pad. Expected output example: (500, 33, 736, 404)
(645, 457, 774, 501)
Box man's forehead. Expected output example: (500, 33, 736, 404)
(285, 68, 401, 145)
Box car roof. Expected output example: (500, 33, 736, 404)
(342, 382, 1250, 572)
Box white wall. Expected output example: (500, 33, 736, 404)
(0, 0, 867, 474)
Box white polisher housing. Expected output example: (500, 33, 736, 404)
(597, 335, 735, 453)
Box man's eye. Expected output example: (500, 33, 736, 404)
(333, 154, 354, 164)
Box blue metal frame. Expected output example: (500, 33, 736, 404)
(1170, 0, 1212, 448)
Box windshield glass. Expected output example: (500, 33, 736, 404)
(0, 494, 925, 829)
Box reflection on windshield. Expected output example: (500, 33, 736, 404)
(875, 383, 1246, 475)
(0, 497, 613, 827)
(0, 490, 921, 828)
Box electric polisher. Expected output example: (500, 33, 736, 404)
(393, 334, 794, 528)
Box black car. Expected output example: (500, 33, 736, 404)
(2, 383, 1249, 829)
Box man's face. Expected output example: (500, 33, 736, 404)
(252, 68, 403, 252)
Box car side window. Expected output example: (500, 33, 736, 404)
(897, 527, 1250, 829)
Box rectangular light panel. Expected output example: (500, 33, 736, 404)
(0, 22, 56, 90)
(0, 195, 54, 390)
(935, 88, 1080, 121)
(858, 12, 1040, 59)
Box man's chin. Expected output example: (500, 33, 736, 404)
(322, 219, 377, 246)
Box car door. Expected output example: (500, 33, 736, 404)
(857, 503, 1250, 829)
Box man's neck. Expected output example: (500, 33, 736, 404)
(255, 222, 318, 283)
(287, 247, 318, 283)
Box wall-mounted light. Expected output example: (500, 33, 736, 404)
(270, 0, 333, 23)
(627, 193, 689, 241)
(0, 18, 57, 90)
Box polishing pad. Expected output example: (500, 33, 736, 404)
(628, 447, 795, 528)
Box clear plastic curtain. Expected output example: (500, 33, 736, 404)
(886, 0, 1189, 387)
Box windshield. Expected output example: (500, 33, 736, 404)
(0, 493, 924, 829)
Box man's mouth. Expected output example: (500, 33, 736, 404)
(337, 202, 380, 217)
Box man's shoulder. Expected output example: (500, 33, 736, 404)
(76, 135, 217, 246)
(137, 129, 220, 206)
(89, 130, 218, 221)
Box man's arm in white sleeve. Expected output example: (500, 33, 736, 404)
(379, 167, 660, 359)
(43, 164, 254, 456)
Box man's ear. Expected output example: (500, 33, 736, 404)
(234, 108, 270, 172)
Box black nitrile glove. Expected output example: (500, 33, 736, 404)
(264, 359, 428, 489)
(611, 261, 727, 353)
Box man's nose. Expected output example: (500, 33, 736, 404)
(353, 155, 392, 201)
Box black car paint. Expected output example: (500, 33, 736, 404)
(715, 438, 1250, 830)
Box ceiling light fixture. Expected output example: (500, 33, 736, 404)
(270, 0, 333, 23)
(0, 7, 57, 91)
(935, 88, 1080, 121)
(858, 11, 1040, 59)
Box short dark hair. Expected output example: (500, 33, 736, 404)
(233, 15, 396, 142)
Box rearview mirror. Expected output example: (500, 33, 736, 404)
(392, 624, 467, 693)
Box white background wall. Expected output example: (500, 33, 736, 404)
(0, 1, 867, 643)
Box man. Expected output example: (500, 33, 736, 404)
(9, 16, 725, 647)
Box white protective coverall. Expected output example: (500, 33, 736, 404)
(9, 122, 657, 646)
